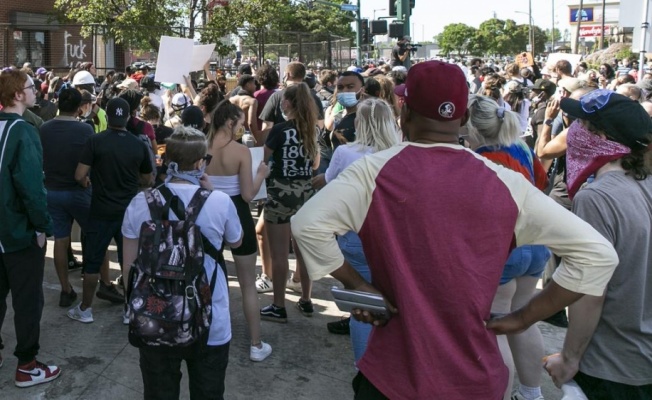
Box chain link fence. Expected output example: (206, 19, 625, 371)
(1, 22, 354, 78)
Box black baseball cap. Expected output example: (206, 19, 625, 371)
(560, 89, 652, 150)
(106, 98, 130, 128)
(181, 106, 205, 130)
(531, 79, 556, 97)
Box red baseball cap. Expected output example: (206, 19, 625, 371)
(396, 61, 468, 121)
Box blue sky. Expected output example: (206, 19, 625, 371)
(358, 0, 574, 42)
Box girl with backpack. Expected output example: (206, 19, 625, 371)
(121, 126, 242, 399)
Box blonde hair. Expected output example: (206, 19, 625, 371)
(165, 125, 207, 170)
(352, 98, 399, 152)
(466, 94, 521, 148)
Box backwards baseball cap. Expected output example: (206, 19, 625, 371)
(172, 93, 192, 111)
(117, 78, 139, 90)
(106, 97, 130, 128)
(181, 106, 205, 130)
(560, 89, 652, 150)
(395, 60, 468, 121)
(532, 79, 557, 97)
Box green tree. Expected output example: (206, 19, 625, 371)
(476, 18, 519, 56)
(436, 23, 477, 56)
(53, 0, 202, 50)
(545, 28, 562, 44)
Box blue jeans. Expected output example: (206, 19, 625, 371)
(337, 231, 372, 363)
(500, 245, 551, 285)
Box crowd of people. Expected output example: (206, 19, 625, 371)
(0, 46, 650, 400)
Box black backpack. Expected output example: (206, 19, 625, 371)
(126, 186, 225, 348)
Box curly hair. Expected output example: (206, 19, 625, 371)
(256, 64, 280, 90)
(198, 84, 224, 116)
(482, 74, 506, 101)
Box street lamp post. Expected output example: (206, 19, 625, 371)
(515, 10, 535, 54)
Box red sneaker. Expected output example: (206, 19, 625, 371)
(15, 359, 61, 388)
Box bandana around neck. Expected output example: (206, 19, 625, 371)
(165, 161, 205, 186)
(566, 120, 631, 199)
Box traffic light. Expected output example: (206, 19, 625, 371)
(410, 0, 415, 8)
(361, 19, 370, 45)
(389, 0, 397, 17)
(389, 22, 404, 38)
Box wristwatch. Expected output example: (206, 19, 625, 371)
(544, 118, 554, 126)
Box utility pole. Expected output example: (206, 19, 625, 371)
(356, 0, 362, 65)
(600, 0, 606, 49)
(639, 0, 650, 78)
(552, 0, 555, 52)
(529, 0, 534, 55)
(574, 0, 584, 53)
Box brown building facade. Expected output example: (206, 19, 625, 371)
(1, 0, 124, 74)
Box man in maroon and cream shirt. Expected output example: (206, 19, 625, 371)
(292, 61, 618, 399)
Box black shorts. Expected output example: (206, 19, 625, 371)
(229, 195, 257, 256)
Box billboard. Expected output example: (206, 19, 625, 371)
(570, 8, 594, 23)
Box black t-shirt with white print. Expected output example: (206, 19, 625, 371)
(265, 120, 316, 180)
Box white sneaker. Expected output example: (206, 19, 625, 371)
(255, 274, 273, 293)
(123, 304, 130, 325)
(67, 303, 94, 323)
(286, 273, 302, 293)
(510, 391, 544, 400)
(249, 341, 272, 362)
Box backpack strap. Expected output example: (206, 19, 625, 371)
(143, 188, 166, 220)
(157, 185, 227, 279)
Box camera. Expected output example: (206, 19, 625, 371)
(406, 43, 422, 53)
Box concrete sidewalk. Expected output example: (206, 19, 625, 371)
(0, 240, 567, 399)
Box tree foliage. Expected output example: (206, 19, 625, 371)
(436, 23, 477, 57)
(55, 0, 355, 57)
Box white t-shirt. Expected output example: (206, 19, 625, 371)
(121, 183, 242, 346)
(325, 144, 373, 183)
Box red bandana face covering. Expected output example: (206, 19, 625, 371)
(566, 120, 631, 200)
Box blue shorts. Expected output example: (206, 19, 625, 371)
(500, 245, 551, 285)
(82, 218, 123, 274)
(46, 188, 91, 239)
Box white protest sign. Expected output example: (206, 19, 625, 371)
(154, 36, 217, 85)
(154, 36, 194, 85)
(279, 57, 290, 78)
(249, 147, 267, 201)
(545, 53, 583, 74)
(191, 44, 216, 72)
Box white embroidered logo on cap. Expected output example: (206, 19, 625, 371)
(439, 102, 455, 118)
(404, 87, 408, 97)
(116, 108, 123, 116)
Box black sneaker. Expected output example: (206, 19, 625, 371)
(59, 287, 78, 308)
(68, 258, 83, 270)
(260, 304, 287, 323)
(296, 299, 314, 317)
(327, 316, 350, 335)
(96, 281, 124, 304)
(543, 309, 568, 328)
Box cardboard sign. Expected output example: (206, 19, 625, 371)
(154, 36, 216, 85)
(516, 52, 534, 68)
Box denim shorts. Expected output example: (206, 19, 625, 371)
(500, 245, 551, 285)
(83, 218, 123, 274)
(46, 188, 91, 239)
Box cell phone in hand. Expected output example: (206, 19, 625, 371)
(331, 287, 390, 318)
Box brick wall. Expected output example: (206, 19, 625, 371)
(1, 0, 122, 73)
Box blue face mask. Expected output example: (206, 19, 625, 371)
(337, 91, 359, 108)
(165, 161, 206, 186)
